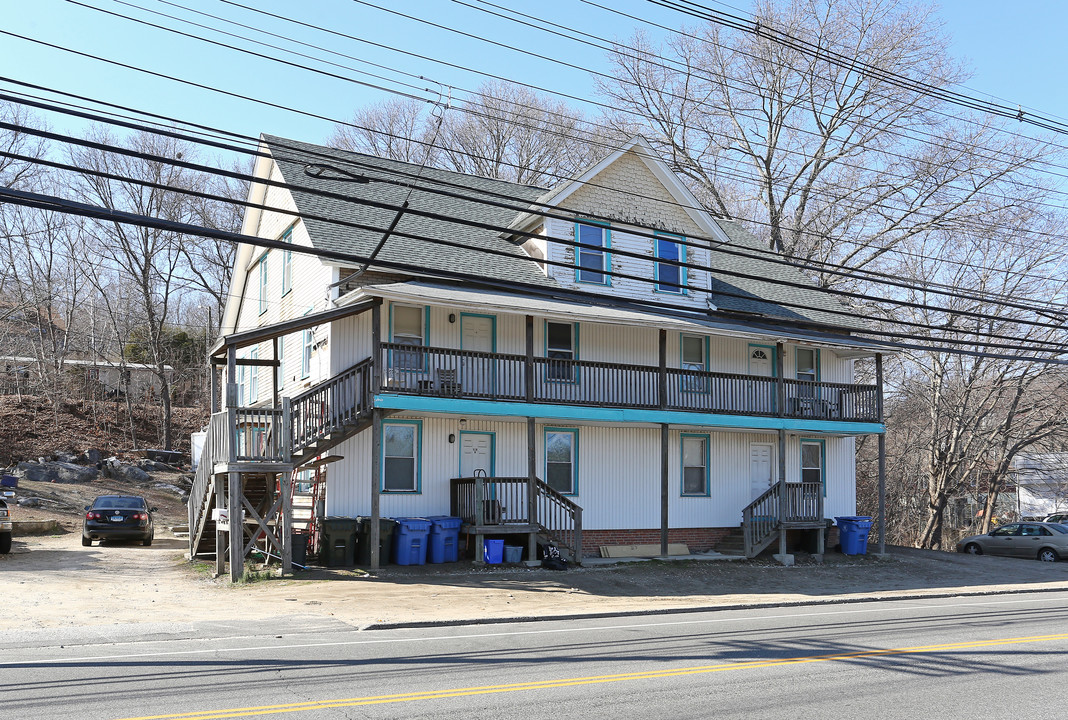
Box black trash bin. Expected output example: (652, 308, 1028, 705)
(320, 517, 357, 567)
(291, 532, 309, 567)
(356, 516, 397, 565)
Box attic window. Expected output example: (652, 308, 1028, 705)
(575, 222, 610, 285)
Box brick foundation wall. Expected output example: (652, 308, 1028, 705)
(581, 527, 734, 557)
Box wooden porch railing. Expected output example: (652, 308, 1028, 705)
(379, 342, 879, 422)
(742, 480, 824, 558)
(290, 357, 373, 456)
(450, 475, 583, 560)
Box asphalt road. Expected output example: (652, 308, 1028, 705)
(5, 592, 1068, 719)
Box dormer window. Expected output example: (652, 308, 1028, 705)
(575, 222, 610, 285)
(655, 232, 686, 294)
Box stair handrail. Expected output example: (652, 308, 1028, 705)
(535, 477, 583, 562)
(189, 411, 227, 556)
(289, 357, 374, 455)
(742, 479, 783, 558)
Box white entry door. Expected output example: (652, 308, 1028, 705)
(461, 315, 495, 396)
(750, 443, 774, 500)
(748, 346, 775, 413)
(460, 432, 494, 478)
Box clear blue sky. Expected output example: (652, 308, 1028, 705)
(3, 0, 1066, 156)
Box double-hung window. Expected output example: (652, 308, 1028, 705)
(392, 305, 425, 370)
(796, 348, 818, 382)
(680, 334, 708, 393)
(546, 321, 576, 382)
(656, 232, 685, 293)
(545, 428, 577, 495)
(681, 434, 709, 496)
(383, 422, 420, 492)
(280, 227, 293, 296)
(576, 222, 609, 284)
(258, 255, 269, 315)
(801, 440, 824, 492)
(277, 336, 285, 390)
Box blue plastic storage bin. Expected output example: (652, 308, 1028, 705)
(484, 538, 504, 564)
(426, 516, 462, 564)
(392, 517, 432, 566)
(835, 516, 873, 555)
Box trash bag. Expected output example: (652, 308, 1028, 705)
(541, 557, 568, 571)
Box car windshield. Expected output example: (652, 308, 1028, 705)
(92, 497, 147, 510)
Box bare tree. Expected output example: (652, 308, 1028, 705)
(871, 202, 1068, 549)
(331, 81, 603, 187)
(69, 127, 204, 450)
(599, 0, 1053, 280)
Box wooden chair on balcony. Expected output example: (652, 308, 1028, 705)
(436, 368, 461, 396)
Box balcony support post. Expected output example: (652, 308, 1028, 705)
(370, 407, 382, 569)
(777, 428, 787, 558)
(527, 416, 537, 562)
(228, 470, 243, 582)
(272, 337, 280, 409)
(371, 300, 382, 393)
(525, 315, 534, 402)
(660, 422, 669, 557)
(226, 345, 238, 408)
(658, 329, 667, 410)
(776, 342, 785, 417)
(876, 352, 886, 554)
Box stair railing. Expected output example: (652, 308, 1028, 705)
(189, 411, 228, 557)
(290, 357, 373, 456)
(742, 480, 783, 558)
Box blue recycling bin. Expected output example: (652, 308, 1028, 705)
(392, 517, 432, 566)
(835, 516, 873, 555)
(484, 538, 504, 564)
(426, 516, 462, 563)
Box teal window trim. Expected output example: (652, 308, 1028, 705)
(544, 426, 579, 496)
(237, 360, 247, 406)
(748, 343, 778, 377)
(795, 347, 821, 382)
(280, 226, 294, 297)
(654, 231, 687, 294)
(800, 438, 827, 497)
(456, 430, 496, 477)
(257, 255, 269, 315)
(459, 313, 497, 353)
(381, 419, 422, 494)
(544, 319, 579, 384)
(680, 433, 711, 497)
(388, 303, 430, 371)
(679, 333, 710, 394)
(574, 220, 611, 286)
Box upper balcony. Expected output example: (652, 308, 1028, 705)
(378, 342, 880, 423)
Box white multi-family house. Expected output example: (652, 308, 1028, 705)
(190, 134, 887, 579)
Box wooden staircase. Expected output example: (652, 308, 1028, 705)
(741, 480, 825, 559)
(188, 358, 375, 561)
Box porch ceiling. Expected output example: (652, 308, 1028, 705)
(341, 281, 888, 358)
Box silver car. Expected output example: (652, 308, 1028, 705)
(956, 522, 1068, 562)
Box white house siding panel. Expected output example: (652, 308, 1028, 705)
(543, 150, 713, 307)
(231, 160, 335, 397)
(320, 417, 857, 530)
(330, 312, 373, 374)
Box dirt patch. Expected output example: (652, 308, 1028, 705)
(4, 532, 1068, 632)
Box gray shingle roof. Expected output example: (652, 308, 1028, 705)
(262, 135, 557, 288)
(710, 219, 865, 330)
(262, 135, 864, 332)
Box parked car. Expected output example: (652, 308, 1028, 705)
(1044, 513, 1068, 524)
(0, 491, 12, 553)
(956, 522, 1068, 562)
(82, 495, 156, 547)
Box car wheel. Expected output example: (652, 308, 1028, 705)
(1038, 548, 1059, 562)
(965, 542, 983, 555)
(143, 535, 153, 547)
(0, 532, 11, 554)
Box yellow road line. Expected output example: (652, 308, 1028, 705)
(114, 632, 1068, 720)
